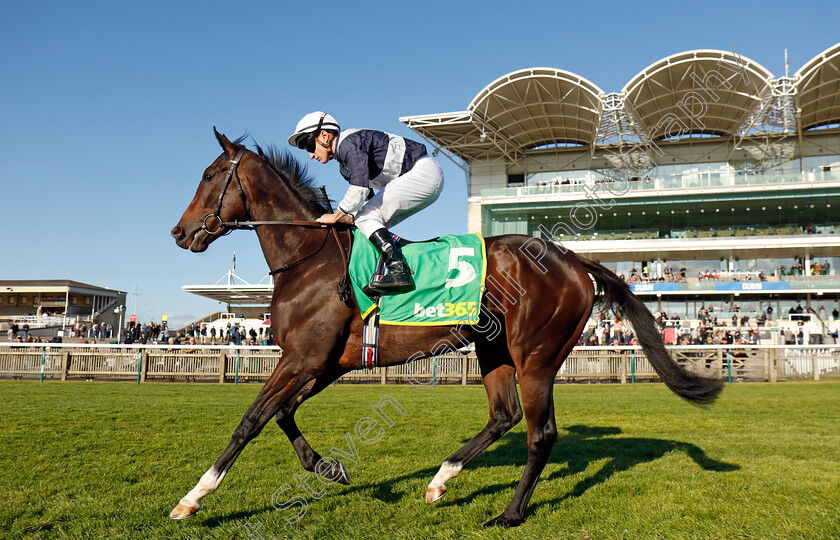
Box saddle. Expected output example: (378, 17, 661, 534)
(350, 230, 486, 368)
(349, 230, 486, 323)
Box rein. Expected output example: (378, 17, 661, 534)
(201, 149, 353, 302)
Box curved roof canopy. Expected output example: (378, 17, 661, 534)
(795, 43, 840, 130)
(622, 50, 774, 139)
(401, 44, 840, 164)
(468, 68, 604, 148)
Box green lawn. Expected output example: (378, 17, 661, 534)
(0, 380, 838, 539)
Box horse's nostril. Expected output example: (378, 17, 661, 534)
(171, 226, 184, 240)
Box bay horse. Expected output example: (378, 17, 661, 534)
(169, 129, 722, 527)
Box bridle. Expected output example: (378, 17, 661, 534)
(202, 147, 248, 236)
(200, 147, 353, 302)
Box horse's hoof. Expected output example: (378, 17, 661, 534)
(483, 514, 522, 528)
(169, 503, 199, 520)
(425, 486, 446, 503)
(334, 462, 350, 485)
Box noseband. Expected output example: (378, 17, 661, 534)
(202, 147, 248, 235)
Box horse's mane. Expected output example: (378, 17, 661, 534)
(245, 138, 330, 213)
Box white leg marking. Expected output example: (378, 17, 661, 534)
(428, 461, 463, 490)
(179, 466, 226, 509)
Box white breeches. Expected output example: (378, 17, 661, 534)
(354, 157, 444, 238)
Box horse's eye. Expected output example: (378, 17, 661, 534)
(203, 174, 213, 182)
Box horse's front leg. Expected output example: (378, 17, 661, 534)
(278, 416, 350, 485)
(169, 367, 312, 519)
(275, 366, 352, 485)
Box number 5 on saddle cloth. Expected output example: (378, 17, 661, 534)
(349, 230, 487, 368)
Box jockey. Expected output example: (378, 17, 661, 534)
(288, 111, 444, 292)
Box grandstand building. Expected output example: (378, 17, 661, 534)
(0, 280, 127, 336)
(400, 44, 840, 327)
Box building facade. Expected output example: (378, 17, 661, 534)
(401, 45, 840, 323)
(0, 280, 127, 331)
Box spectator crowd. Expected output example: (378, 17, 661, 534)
(119, 320, 274, 346)
(4, 318, 276, 347)
(580, 302, 840, 347)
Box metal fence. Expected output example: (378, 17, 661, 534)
(1, 343, 838, 385)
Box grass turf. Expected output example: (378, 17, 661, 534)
(0, 380, 838, 539)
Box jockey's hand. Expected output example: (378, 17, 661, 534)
(316, 211, 353, 225)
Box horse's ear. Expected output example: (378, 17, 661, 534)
(213, 126, 236, 158)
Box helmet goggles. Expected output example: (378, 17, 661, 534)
(296, 114, 326, 153)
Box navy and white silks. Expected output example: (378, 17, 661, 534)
(334, 129, 444, 238)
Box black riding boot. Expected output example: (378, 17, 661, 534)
(367, 228, 413, 292)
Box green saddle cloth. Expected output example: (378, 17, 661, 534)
(349, 229, 487, 325)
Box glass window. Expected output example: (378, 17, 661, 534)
(802, 155, 840, 172)
(803, 156, 840, 181)
(812, 257, 837, 276)
(526, 170, 606, 187)
(764, 158, 800, 175)
(777, 258, 804, 276)
(661, 299, 688, 319)
(779, 297, 806, 317)
(642, 299, 658, 315)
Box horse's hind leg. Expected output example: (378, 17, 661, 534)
(426, 338, 522, 502)
(275, 366, 351, 485)
(483, 370, 557, 528)
(169, 369, 311, 519)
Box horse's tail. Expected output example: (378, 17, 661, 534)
(577, 256, 723, 406)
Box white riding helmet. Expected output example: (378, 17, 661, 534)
(287, 111, 340, 149)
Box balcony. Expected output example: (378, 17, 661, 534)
(547, 226, 840, 242)
(480, 170, 840, 200)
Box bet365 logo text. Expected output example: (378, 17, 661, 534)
(414, 302, 478, 319)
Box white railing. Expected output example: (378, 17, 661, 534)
(3, 315, 77, 330)
(480, 170, 840, 199)
(0, 343, 838, 384)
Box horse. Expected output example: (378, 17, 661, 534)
(168, 129, 723, 527)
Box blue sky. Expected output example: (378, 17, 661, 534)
(2, 1, 838, 328)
